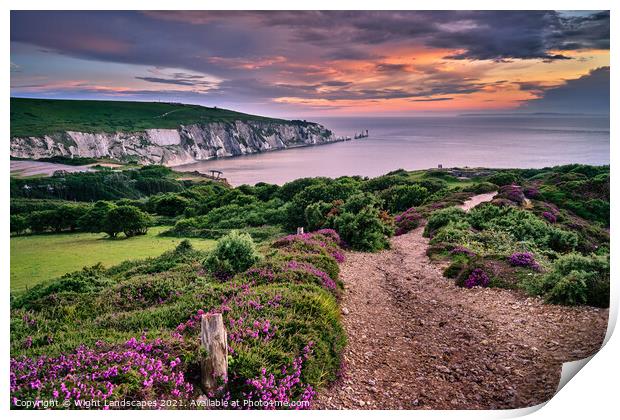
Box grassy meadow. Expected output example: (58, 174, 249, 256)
(10, 97, 291, 137)
(10, 226, 215, 291)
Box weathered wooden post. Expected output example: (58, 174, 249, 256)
(200, 313, 228, 393)
(297, 227, 304, 235)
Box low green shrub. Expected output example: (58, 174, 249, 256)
(334, 206, 393, 251)
(423, 207, 466, 237)
(204, 231, 262, 279)
(526, 253, 609, 307)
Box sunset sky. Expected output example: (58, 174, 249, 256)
(10, 11, 610, 118)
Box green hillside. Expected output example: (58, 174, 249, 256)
(10, 97, 290, 137)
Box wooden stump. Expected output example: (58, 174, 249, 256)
(200, 313, 228, 393)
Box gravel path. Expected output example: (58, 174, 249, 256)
(316, 194, 608, 410)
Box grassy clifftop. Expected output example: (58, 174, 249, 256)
(11, 97, 291, 137)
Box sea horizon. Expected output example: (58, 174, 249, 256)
(175, 114, 610, 186)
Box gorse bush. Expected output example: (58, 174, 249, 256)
(423, 207, 466, 237)
(380, 184, 429, 213)
(487, 172, 519, 186)
(527, 253, 610, 307)
(204, 230, 263, 279)
(334, 206, 394, 251)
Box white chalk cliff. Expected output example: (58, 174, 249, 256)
(10, 120, 337, 166)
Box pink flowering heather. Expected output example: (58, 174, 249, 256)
(465, 268, 490, 288)
(523, 186, 540, 199)
(542, 211, 557, 223)
(508, 252, 541, 271)
(10, 335, 194, 408)
(450, 246, 476, 258)
(394, 207, 422, 236)
(272, 231, 344, 263)
(498, 184, 525, 204)
(243, 262, 337, 291)
(313, 229, 342, 245)
(242, 342, 316, 409)
(285, 261, 337, 290)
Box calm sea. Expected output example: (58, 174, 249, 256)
(175, 115, 610, 186)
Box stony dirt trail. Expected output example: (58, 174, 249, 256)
(316, 194, 608, 410)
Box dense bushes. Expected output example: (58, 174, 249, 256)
(425, 168, 609, 307)
(487, 171, 519, 186)
(147, 192, 190, 216)
(380, 184, 429, 213)
(526, 254, 609, 307)
(335, 206, 393, 251)
(11, 203, 90, 234)
(423, 207, 466, 237)
(10, 165, 186, 201)
(77, 201, 152, 238)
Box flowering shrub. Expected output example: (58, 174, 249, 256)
(11, 222, 348, 410)
(508, 252, 541, 271)
(394, 207, 422, 236)
(286, 261, 337, 290)
(542, 211, 557, 223)
(272, 230, 344, 263)
(523, 186, 540, 199)
(244, 260, 338, 292)
(464, 268, 490, 288)
(10, 336, 193, 408)
(497, 184, 525, 205)
(449, 246, 476, 258)
(242, 343, 316, 409)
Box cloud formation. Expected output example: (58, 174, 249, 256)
(10, 11, 610, 115)
(520, 67, 610, 114)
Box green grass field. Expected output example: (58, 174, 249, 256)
(11, 97, 290, 137)
(10, 226, 215, 291)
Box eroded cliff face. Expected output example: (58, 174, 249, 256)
(10, 120, 337, 166)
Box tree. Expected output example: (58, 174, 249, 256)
(105, 205, 152, 238)
(148, 193, 190, 216)
(10, 215, 28, 235)
(57, 204, 89, 231)
(79, 201, 117, 236)
(28, 210, 56, 233)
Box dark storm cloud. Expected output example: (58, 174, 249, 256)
(11, 11, 610, 73)
(521, 67, 610, 114)
(321, 48, 382, 61)
(256, 10, 609, 61)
